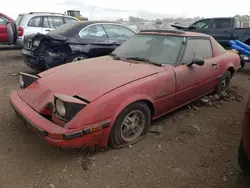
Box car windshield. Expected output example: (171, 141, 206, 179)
(112, 34, 184, 65)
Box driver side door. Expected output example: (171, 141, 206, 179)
(0, 16, 9, 42)
(173, 37, 219, 107)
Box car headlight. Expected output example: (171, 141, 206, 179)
(54, 94, 88, 121)
(55, 98, 66, 117)
(33, 40, 40, 46)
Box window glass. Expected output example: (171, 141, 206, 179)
(28, 17, 41, 27)
(79, 25, 107, 38)
(182, 39, 212, 64)
(213, 39, 226, 55)
(113, 34, 183, 65)
(0, 16, 8, 24)
(212, 19, 231, 29)
(236, 19, 242, 28)
(64, 17, 78, 24)
(43, 17, 50, 28)
(16, 14, 24, 26)
(191, 20, 211, 30)
(47, 16, 64, 28)
(102, 24, 135, 39)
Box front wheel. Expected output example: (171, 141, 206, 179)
(215, 71, 231, 95)
(109, 102, 151, 148)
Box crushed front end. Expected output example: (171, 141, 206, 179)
(10, 72, 110, 148)
(21, 33, 72, 71)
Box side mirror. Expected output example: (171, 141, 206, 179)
(187, 57, 205, 67)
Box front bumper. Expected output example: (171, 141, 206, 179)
(10, 90, 108, 148)
(16, 38, 24, 47)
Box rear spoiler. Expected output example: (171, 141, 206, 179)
(171, 25, 189, 30)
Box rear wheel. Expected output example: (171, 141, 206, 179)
(215, 71, 231, 95)
(109, 102, 151, 148)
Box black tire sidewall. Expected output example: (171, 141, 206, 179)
(238, 138, 250, 172)
(109, 102, 151, 148)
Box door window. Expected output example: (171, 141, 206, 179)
(181, 38, 213, 64)
(28, 16, 42, 27)
(212, 19, 231, 29)
(190, 20, 211, 30)
(0, 16, 8, 25)
(64, 17, 78, 23)
(102, 24, 135, 39)
(79, 25, 107, 38)
(47, 16, 64, 28)
(43, 17, 50, 28)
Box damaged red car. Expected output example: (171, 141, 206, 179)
(10, 30, 241, 148)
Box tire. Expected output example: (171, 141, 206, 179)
(67, 54, 88, 63)
(238, 139, 250, 173)
(109, 102, 151, 148)
(215, 71, 231, 95)
(6, 22, 17, 44)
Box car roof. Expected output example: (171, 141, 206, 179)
(48, 21, 135, 37)
(139, 29, 211, 38)
(77, 20, 123, 26)
(18, 12, 78, 19)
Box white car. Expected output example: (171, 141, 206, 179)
(15, 12, 79, 46)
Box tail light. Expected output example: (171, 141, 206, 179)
(18, 27, 24, 36)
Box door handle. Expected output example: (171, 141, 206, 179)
(212, 63, 217, 66)
(45, 29, 51, 31)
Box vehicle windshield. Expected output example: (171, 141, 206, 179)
(112, 34, 184, 65)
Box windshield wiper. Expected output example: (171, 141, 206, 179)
(126, 57, 162, 66)
(109, 53, 121, 60)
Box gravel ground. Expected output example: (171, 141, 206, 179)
(0, 47, 250, 188)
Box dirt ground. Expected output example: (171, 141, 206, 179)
(1, 46, 250, 188)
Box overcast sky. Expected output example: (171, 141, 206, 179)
(3, 0, 250, 20)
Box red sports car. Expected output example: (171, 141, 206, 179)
(10, 30, 241, 148)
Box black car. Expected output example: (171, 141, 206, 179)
(21, 21, 136, 70)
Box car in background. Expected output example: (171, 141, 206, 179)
(172, 17, 250, 48)
(10, 30, 240, 149)
(21, 21, 136, 70)
(0, 12, 14, 44)
(238, 96, 250, 172)
(15, 12, 79, 46)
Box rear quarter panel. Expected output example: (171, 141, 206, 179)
(211, 38, 240, 73)
(217, 52, 240, 74)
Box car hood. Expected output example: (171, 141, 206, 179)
(35, 56, 162, 102)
